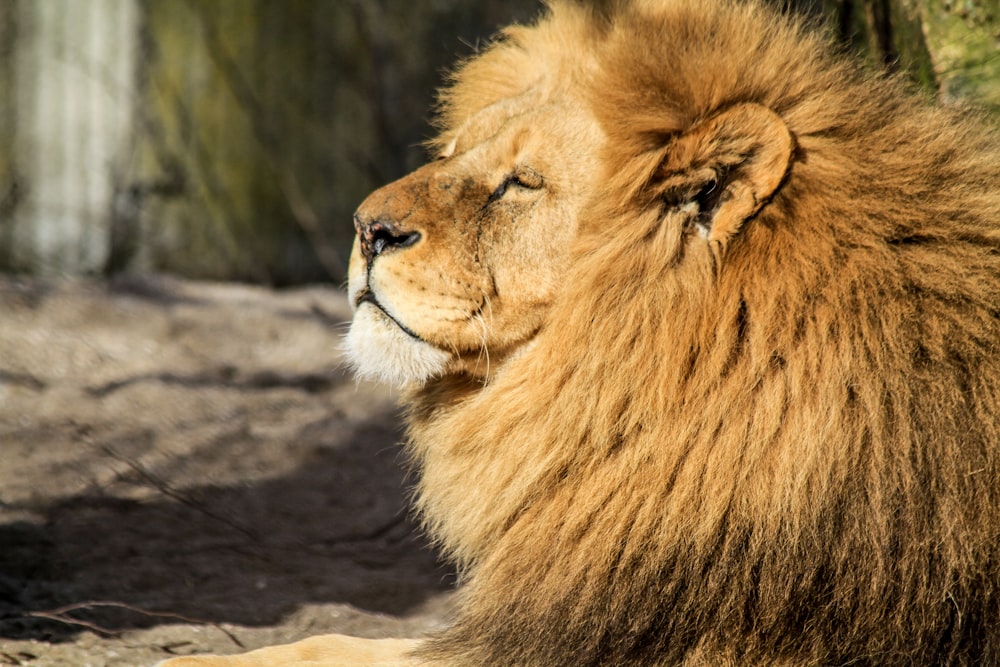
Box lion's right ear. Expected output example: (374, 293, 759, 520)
(657, 103, 794, 248)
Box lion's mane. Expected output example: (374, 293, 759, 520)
(404, 1, 1000, 665)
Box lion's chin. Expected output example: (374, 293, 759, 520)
(344, 304, 450, 388)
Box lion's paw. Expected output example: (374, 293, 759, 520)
(156, 634, 423, 667)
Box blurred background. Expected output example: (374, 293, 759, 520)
(0, 0, 997, 286)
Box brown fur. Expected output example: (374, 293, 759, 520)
(389, 1, 1000, 665)
(170, 1, 1000, 666)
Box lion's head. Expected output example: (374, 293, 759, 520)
(347, 1, 1000, 665)
(345, 11, 605, 387)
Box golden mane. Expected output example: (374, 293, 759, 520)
(405, 1, 1000, 665)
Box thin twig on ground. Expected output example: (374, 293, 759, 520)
(23, 601, 245, 648)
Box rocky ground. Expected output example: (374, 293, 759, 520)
(0, 275, 455, 667)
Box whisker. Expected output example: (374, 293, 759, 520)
(474, 293, 495, 380)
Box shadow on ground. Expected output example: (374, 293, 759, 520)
(0, 413, 453, 642)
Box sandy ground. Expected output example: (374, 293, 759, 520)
(0, 275, 455, 667)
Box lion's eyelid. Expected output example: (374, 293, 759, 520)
(514, 166, 544, 189)
(488, 168, 545, 205)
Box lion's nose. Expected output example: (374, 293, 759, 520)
(354, 215, 422, 262)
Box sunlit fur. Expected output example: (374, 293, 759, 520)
(344, 305, 451, 386)
(351, 1, 1000, 665)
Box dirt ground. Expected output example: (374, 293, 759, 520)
(0, 274, 456, 667)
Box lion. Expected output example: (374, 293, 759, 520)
(160, 0, 1000, 665)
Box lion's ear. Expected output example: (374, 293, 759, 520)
(659, 103, 793, 245)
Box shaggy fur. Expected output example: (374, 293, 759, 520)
(162, 1, 1000, 666)
(405, 1, 1000, 665)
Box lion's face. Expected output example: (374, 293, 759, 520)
(346, 96, 603, 386)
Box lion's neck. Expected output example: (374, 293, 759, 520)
(400, 365, 565, 569)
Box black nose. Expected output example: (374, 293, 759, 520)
(354, 215, 421, 262)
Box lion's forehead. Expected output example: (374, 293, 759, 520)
(442, 93, 596, 165)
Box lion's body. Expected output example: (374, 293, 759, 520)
(402, 2, 1000, 664)
(163, 1, 1000, 666)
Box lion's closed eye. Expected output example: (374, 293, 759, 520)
(488, 168, 544, 205)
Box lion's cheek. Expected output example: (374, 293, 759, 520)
(343, 304, 450, 387)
